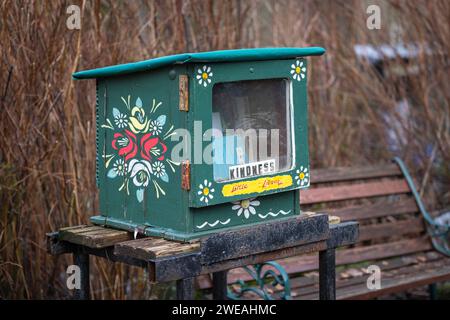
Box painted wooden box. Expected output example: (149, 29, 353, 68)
(73, 47, 325, 241)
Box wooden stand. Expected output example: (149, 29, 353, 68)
(47, 213, 358, 300)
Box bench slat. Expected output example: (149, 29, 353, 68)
(336, 237, 432, 265)
(300, 179, 410, 204)
(311, 164, 401, 184)
(358, 218, 425, 242)
(328, 198, 418, 221)
(292, 254, 450, 300)
(337, 256, 450, 300)
(222, 237, 432, 286)
(338, 266, 450, 300)
(285, 251, 444, 298)
(226, 252, 446, 299)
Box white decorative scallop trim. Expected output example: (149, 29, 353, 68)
(258, 210, 292, 219)
(196, 218, 231, 229)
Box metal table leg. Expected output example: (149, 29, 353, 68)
(176, 277, 194, 300)
(73, 251, 90, 300)
(319, 248, 336, 300)
(212, 270, 228, 300)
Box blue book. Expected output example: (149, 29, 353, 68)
(213, 135, 246, 181)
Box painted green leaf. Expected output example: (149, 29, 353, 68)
(160, 172, 169, 183)
(107, 168, 117, 179)
(136, 97, 142, 108)
(112, 107, 120, 118)
(136, 188, 144, 203)
(156, 114, 166, 126)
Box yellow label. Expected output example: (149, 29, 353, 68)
(222, 175, 293, 197)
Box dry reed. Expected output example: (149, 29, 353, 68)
(0, 0, 448, 299)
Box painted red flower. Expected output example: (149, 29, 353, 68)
(112, 129, 138, 161)
(140, 133, 167, 161)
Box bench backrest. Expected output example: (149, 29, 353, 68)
(300, 162, 431, 268)
(197, 162, 434, 289)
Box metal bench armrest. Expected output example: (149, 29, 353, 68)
(393, 157, 450, 256)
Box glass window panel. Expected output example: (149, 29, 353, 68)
(212, 79, 293, 182)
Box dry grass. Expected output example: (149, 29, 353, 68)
(0, 0, 448, 299)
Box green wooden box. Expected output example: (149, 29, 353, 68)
(73, 47, 325, 241)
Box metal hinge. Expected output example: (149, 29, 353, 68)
(181, 160, 190, 190)
(179, 74, 189, 111)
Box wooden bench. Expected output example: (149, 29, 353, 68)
(196, 159, 450, 299)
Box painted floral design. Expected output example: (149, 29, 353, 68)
(140, 133, 167, 161)
(232, 198, 260, 219)
(152, 161, 167, 180)
(112, 130, 138, 161)
(111, 158, 127, 177)
(295, 166, 309, 186)
(129, 98, 150, 133)
(128, 159, 153, 187)
(149, 119, 163, 136)
(290, 60, 306, 81)
(196, 65, 213, 87)
(113, 108, 128, 128)
(198, 179, 214, 204)
(102, 96, 179, 202)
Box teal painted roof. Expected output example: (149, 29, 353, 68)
(72, 47, 325, 80)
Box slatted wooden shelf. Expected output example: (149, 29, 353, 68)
(59, 225, 132, 248)
(114, 237, 200, 260)
(48, 212, 358, 300)
(61, 213, 329, 262)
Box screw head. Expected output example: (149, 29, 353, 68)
(168, 69, 177, 80)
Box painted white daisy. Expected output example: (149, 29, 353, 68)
(112, 158, 127, 176)
(196, 65, 213, 87)
(232, 198, 260, 219)
(152, 161, 166, 179)
(198, 179, 214, 203)
(113, 110, 128, 128)
(290, 60, 306, 81)
(295, 166, 309, 186)
(148, 119, 163, 136)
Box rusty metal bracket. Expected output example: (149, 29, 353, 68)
(179, 75, 189, 111)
